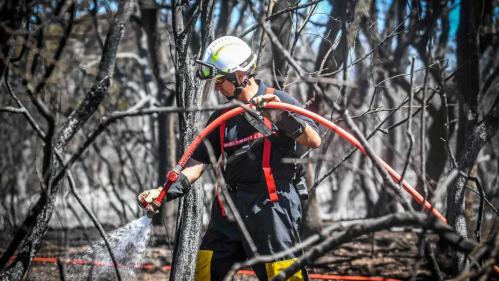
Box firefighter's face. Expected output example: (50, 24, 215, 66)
(214, 72, 245, 99)
(215, 76, 236, 98)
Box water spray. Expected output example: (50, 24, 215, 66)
(67, 216, 153, 281)
(141, 102, 447, 224)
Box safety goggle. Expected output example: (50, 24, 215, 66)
(195, 60, 229, 80)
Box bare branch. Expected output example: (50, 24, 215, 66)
(96, 0, 134, 81)
(239, 0, 323, 37)
(0, 106, 24, 113)
(274, 212, 483, 280)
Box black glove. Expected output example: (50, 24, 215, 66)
(165, 173, 192, 202)
(275, 111, 306, 139)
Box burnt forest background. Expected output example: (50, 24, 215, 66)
(0, 0, 498, 280)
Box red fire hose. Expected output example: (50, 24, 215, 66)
(147, 102, 447, 224)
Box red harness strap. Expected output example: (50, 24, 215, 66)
(216, 110, 228, 217)
(262, 87, 279, 202)
(217, 88, 279, 206)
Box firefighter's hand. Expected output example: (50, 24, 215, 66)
(138, 187, 161, 206)
(137, 187, 162, 215)
(250, 94, 305, 138)
(250, 94, 282, 122)
(137, 173, 192, 208)
(250, 93, 281, 108)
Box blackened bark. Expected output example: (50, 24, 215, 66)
(379, 92, 399, 216)
(0, 73, 112, 281)
(54, 79, 111, 150)
(269, 0, 296, 88)
(216, 0, 236, 37)
(200, 0, 215, 54)
(275, 212, 482, 281)
(409, 3, 448, 190)
(0, 1, 133, 279)
(447, 0, 483, 274)
(420, 104, 447, 187)
(97, 0, 134, 82)
(447, 93, 499, 272)
(478, 0, 495, 54)
(306, 0, 344, 112)
(332, 153, 361, 219)
(300, 159, 323, 238)
(359, 157, 378, 217)
(315, 0, 345, 73)
(139, 1, 177, 225)
(308, 0, 370, 110)
(455, 0, 481, 154)
(169, 1, 213, 280)
(0, 0, 36, 78)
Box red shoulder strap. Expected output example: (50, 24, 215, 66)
(262, 87, 278, 202)
(217, 110, 228, 217)
(217, 95, 279, 206)
(219, 118, 226, 158)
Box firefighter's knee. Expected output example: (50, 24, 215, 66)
(195, 250, 213, 281)
(265, 258, 304, 280)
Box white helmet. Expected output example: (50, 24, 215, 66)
(196, 36, 256, 80)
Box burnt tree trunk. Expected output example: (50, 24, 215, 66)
(269, 0, 297, 89)
(300, 159, 323, 238)
(0, 0, 36, 78)
(0, 1, 133, 279)
(419, 103, 447, 191)
(332, 152, 361, 220)
(446, 0, 485, 274)
(169, 1, 214, 280)
(447, 73, 499, 271)
(139, 0, 177, 226)
(215, 0, 236, 37)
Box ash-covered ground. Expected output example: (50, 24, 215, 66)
(1, 223, 455, 281)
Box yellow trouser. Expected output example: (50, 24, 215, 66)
(195, 250, 303, 281)
(265, 258, 303, 281)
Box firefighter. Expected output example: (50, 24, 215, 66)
(138, 36, 321, 281)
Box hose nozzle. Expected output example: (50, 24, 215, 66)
(145, 203, 158, 218)
(140, 168, 181, 218)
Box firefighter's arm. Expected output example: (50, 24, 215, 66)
(160, 158, 206, 201)
(274, 112, 321, 148)
(180, 158, 206, 184)
(138, 159, 206, 207)
(295, 124, 321, 148)
(251, 94, 321, 149)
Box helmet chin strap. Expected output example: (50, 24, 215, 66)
(226, 74, 250, 101)
(229, 86, 243, 101)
